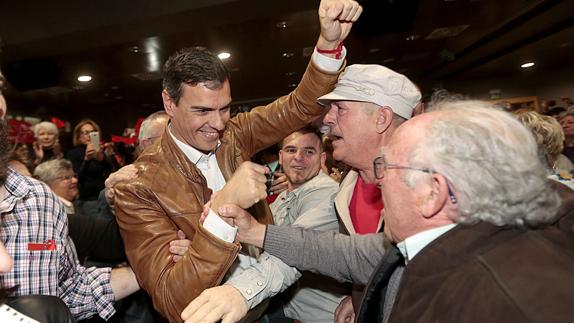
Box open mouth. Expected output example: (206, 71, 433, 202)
(199, 131, 220, 140)
(330, 135, 343, 143)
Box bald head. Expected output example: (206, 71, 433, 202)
(139, 111, 169, 150)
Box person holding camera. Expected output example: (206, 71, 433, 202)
(66, 119, 116, 218)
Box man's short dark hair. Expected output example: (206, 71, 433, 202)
(162, 47, 230, 105)
(281, 125, 324, 152)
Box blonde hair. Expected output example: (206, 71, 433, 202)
(516, 111, 564, 157)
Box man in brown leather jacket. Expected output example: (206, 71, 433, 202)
(114, 1, 362, 321)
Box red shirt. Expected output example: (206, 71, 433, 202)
(349, 176, 383, 234)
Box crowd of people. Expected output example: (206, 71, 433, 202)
(0, 0, 573, 322)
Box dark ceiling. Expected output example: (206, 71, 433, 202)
(1, 0, 573, 138)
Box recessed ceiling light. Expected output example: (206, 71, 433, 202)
(369, 48, 380, 53)
(218, 52, 231, 60)
(78, 75, 92, 82)
(282, 52, 294, 58)
(129, 46, 140, 53)
(276, 21, 288, 29)
(521, 62, 535, 68)
(405, 34, 420, 41)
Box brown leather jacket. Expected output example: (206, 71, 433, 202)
(114, 61, 340, 322)
(382, 222, 574, 323)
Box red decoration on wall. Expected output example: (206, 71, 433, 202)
(50, 117, 66, 129)
(7, 119, 34, 144)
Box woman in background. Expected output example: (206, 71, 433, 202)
(7, 143, 33, 176)
(32, 121, 63, 166)
(66, 119, 115, 218)
(559, 110, 574, 163)
(517, 111, 574, 189)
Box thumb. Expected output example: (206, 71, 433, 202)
(177, 229, 186, 240)
(327, 2, 343, 20)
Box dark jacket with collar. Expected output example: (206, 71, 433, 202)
(358, 221, 574, 323)
(114, 62, 341, 322)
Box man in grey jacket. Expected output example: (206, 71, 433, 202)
(207, 99, 574, 323)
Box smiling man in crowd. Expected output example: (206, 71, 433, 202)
(113, 0, 363, 321)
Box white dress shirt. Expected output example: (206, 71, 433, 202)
(397, 223, 457, 263)
(167, 47, 347, 306)
(169, 46, 346, 243)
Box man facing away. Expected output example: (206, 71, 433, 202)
(113, 1, 362, 321)
(215, 99, 574, 323)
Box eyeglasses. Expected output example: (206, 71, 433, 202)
(373, 156, 458, 204)
(56, 174, 77, 181)
(80, 130, 96, 136)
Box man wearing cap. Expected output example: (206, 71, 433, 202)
(210, 99, 574, 323)
(182, 64, 421, 322)
(319, 63, 421, 319)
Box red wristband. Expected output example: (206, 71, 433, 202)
(316, 42, 344, 59)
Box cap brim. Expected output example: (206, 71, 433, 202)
(317, 90, 370, 106)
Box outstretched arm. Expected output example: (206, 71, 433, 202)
(218, 204, 385, 284)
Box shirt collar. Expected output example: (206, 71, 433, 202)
(57, 196, 75, 214)
(397, 223, 457, 264)
(168, 124, 220, 164)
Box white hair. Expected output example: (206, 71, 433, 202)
(138, 111, 168, 142)
(408, 100, 560, 227)
(33, 121, 58, 138)
(34, 158, 72, 184)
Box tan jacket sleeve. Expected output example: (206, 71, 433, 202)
(226, 61, 343, 158)
(114, 182, 240, 322)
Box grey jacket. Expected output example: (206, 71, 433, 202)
(264, 225, 386, 285)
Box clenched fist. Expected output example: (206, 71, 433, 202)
(212, 161, 268, 212)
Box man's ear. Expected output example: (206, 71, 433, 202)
(419, 174, 449, 219)
(320, 151, 327, 167)
(376, 107, 393, 134)
(162, 90, 175, 117)
(413, 102, 425, 116)
(278, 150, 284, 166)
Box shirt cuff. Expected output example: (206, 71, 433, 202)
(225, 253, 271, 308)
(312, 46, 346, 72)
(203, 209, 237, 243)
